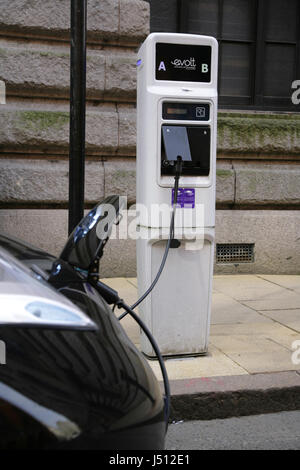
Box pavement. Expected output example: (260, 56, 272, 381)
(103, 274, 300, 421)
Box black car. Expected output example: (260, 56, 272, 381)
(0, 196, 167, 450)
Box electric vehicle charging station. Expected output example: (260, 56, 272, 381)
(136, 33, 218, 358)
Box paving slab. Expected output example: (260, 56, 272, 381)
(213, 274, 286, 301)
(261, 309, 300, 333)
(210, 333, 287, 354)
(221, 349, 299, 375)
(241, 290, 300, 311)
(210, 320, 284, 337)
(258, 275, 300, 294)
(148, 345, 248, 380)
(211, 292, 268, 324)
(257, 325, 300, 351)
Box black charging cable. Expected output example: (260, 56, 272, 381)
(118, 156, 183, 320)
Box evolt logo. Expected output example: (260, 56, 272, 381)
(171, 57, 197, 70)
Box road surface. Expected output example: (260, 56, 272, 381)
(166, 411, 300, 450)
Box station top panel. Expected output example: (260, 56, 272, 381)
(156, 43, 211, 83)
(137, 33, 218, 92)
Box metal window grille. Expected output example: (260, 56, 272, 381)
(216, 243, 254, 264)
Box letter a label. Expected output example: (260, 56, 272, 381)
(158, 61, 166, 71)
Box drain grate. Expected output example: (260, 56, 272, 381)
(216, 243, 254, 264)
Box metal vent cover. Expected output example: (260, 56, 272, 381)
(216, 243, 254, 264)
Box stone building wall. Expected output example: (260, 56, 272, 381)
(0, 0, 299, 276)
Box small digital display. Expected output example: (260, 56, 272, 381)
(167, 108, 188, 115)
(156, 43, 211, 82)
(163, 102, 210, 121)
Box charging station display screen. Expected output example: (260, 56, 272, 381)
(161, 125, 210, 176)
(156, 43, 211, 82)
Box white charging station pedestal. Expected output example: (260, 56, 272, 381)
(136, 33, 218, 357)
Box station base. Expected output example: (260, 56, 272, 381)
(137, 227, 215, 358)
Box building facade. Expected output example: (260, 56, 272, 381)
(0, 0, 299, 276)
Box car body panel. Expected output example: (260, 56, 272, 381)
(0, 233, 166, 449)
